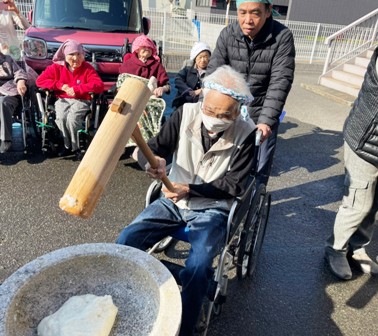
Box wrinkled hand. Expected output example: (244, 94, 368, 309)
(6, 0, 19, 14)
(194, 88, 202, 96)
(256, 123, 272, 143)
(61, 84, 75, 97)
(145, 156, 166, 180)
(162, 182, 189, 203)
(17, 80, 27, 96)
(153, 87, 164, 98)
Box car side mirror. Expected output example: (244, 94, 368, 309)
(142, 17, 150, 35)
(27, 9, 33, 24)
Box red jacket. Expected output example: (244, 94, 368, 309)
(36, 61, 104, 100)
(119, 53, 169, 87)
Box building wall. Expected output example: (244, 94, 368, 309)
(289, 0, 377, 25)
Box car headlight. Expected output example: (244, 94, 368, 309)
(23, 37, 47, 59)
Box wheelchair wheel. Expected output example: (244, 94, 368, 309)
(247, 191, 271, 277)
(236, 184, 270, 280)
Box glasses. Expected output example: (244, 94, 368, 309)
(202, 104, 236, 121)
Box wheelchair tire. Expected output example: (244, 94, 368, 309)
(236, 184, 270, 280)
(247, 191, 271, 278)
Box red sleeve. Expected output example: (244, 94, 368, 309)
(155, 62, 169, 87)
(36, 64, 62, 90)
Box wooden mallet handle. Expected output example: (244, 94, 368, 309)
(132, 126, 175, 192)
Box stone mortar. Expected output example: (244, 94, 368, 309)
(0, 243, 181, 336)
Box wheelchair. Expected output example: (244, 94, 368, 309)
(34, 88, 108, 158)
(146, 131, 272, 336)
(11, 87, 41, 155)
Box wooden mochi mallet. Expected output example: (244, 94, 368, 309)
(131, 126, 175, 193)
(59, 77, 152, 218)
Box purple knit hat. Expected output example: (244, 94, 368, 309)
(52, 39, 84, 65)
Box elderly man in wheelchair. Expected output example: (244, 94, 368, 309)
(116, 65, 257, 336)
(0, 49, 27, 153)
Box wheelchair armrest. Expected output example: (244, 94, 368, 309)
(235, 175, 256, 205)
(37, 87, 54, 95)
(107, 84, 117, 95)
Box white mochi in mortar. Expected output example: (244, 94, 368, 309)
(37, 294, 118, 336)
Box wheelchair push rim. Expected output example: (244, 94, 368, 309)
(236, 184, 271, 280)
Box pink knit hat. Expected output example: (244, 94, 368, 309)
(52, 39, 84, 65)
(131, 35, 159, 61)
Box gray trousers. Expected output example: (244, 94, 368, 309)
(0, 95, 19, 141)
(326, 142, 378, 254)
(55, 98, 90, 151)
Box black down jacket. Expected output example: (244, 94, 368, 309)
(344, 46, 378, 167)
(207, 17, 295, 127)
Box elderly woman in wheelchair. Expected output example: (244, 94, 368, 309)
(36, 39, 104, 159)
(116, 65, 260, 336)
(0, 50, 27, 153)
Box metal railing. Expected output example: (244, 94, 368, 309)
(322, 8, 378, 76)
(15, 0, 352, 70)
(145, 9, 346, 65)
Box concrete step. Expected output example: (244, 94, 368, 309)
(331, 70, 364, 87)
(319, 76, 360, 97)
(342, 63, 367, 77)
(366, 49, 374, 59)
(354, 56, 370, 68)
(301, 82, 355, 107)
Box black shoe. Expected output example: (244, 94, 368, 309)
(73, 150, 84, 161)
(58, 147, 72, 157)
(325, 248, 352, 280)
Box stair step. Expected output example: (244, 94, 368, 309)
(354, 56, 370, 67)
(331, 70, 364, 87)
(319, 76, 360, 97)
(343, 63, 367, 77)
(366, 49, 374, 59)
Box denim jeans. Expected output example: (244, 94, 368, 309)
(116, 197, 228, 336)
(256, 124, 279, 186)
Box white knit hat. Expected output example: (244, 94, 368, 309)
(190, 42, 211, 61)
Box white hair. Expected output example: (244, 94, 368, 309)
(202, 65, 252, 102)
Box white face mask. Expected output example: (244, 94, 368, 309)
(201, 111, 234, 133)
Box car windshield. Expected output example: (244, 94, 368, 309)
(34, 0, 142, 33)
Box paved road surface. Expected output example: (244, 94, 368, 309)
(1, 65, 378, 336)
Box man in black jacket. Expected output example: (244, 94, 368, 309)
(207, 0, 295, 186)
(325, 46, 378, 280)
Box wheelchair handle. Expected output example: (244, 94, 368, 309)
(132, 126, 175, 192)
(255, 129, 263, 146)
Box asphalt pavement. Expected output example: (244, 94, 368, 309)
(1, 63, 378, 336)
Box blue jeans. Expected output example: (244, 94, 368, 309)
(256, 124, 279, 186)
(116, 197, 228, 336)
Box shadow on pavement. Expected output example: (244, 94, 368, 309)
(273, 124, 344, 176)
